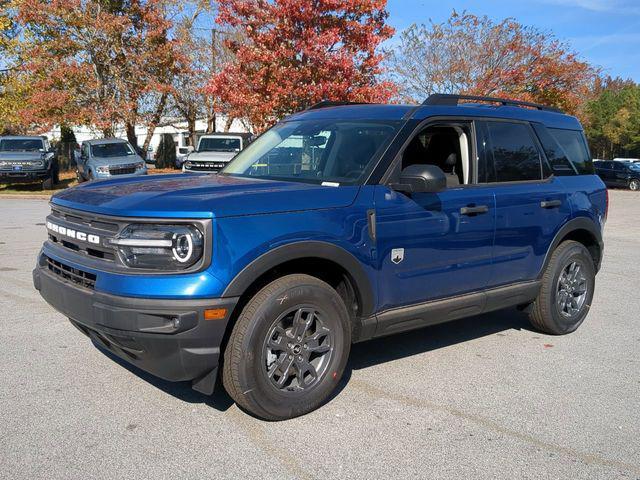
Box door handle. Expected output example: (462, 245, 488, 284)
(540, 200, 562, 209)
(460, 205, 489, 215)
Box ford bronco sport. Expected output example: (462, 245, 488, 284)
(0, 135, 59, 189)
(182, 133, 253, 173)
(33, 94, 606, 420)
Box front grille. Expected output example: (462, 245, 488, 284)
(46, 256, 96, 290)
(109, 164, 137, 175)
(0, 161, 43, 169)
(186, 162, 225, 171)
(48, 207, 120, 261)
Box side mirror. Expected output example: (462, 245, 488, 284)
(393, 164, 447, 194)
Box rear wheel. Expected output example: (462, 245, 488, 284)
(528, 241, 595, 335)
(630, 179, 640, 191)
(223, 274, 351, 420)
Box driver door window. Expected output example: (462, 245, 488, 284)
(400, 124, 472, 187)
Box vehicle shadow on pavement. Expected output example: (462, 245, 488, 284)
(94, 307, 533, 415)
(327, 307, 535, 404)
(93, 344, 235, 411)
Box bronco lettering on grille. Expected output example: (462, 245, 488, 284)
(46, 221, 100, 244)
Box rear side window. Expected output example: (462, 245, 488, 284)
(484, 122, 542, 182)
(548, 128, 593, 174)
(531, 124, 576, 176)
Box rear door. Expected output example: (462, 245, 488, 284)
(612, 162, 629, 187)
(477, 120, 571, 287)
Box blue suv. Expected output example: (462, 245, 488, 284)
(33, 94, 607, 420)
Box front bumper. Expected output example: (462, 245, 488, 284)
(182, 162, 227, 173)
(0, 168, 50, 183)
(33, 262, 238, 394)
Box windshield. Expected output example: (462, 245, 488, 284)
(91, 142, 135, 158)
(0, 139, 44, 152)
(221, 120, 401, 185)
(199, 137, 241, 152)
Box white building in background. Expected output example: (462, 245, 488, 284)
(46, 116, 251, 156)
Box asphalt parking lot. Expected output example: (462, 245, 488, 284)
(1, 190, 639, 480)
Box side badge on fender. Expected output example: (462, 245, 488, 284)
(391, 248, 404, 264)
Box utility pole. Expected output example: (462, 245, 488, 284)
(208, 28, 217, 133)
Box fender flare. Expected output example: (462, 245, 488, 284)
(540, 216, 604, 276)
(221, 241, 375, 317)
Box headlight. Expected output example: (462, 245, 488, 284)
(135, 161, 145, 170)
(96, 165, 110, 174)
(110, 224, 204, 270)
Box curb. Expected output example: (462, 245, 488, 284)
(0, 194, 51, 200)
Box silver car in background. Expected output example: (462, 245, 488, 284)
(76, 138, 147, 182)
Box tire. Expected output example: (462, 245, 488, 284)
(42, 176, 53, 190)
(528, 240, 595, 335)
(223, 274, 351, 420)
(630, 179, 640, 191)
(76, 169, 84, 183)
(52, 159, 60, 184)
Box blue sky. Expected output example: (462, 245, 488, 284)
(386, 0, 640, 81)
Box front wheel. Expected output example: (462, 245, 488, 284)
(223, 274, 351, 420)
(42, 176, 53, 190)
(52, 159, 60, 184)
(630, 179, 640, 191)
(528, 240, 595, 335)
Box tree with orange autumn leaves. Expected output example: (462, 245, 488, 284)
(207, 0, 397, 132)
(15, 0, 182, 150)
(388, 11, 598, 116)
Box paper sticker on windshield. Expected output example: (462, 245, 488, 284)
(391, 248, 404, 264)
(321, 181, 340, 187)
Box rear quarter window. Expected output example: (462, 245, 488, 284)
(548, 128, 593, 175)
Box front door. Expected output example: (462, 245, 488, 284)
(373, 121, 496, 313)
(612, 162, 628, 187)
(374, 185, 496, 312)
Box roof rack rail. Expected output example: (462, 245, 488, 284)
(307, 100, 369, 110)
(423, 93, 563, 113)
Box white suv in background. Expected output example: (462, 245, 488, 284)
(182, 133, 253, 173)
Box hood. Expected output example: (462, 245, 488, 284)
(0, 151, 44, 162)
(51, 173, 360, 219)
(187, 151, 236, 162)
